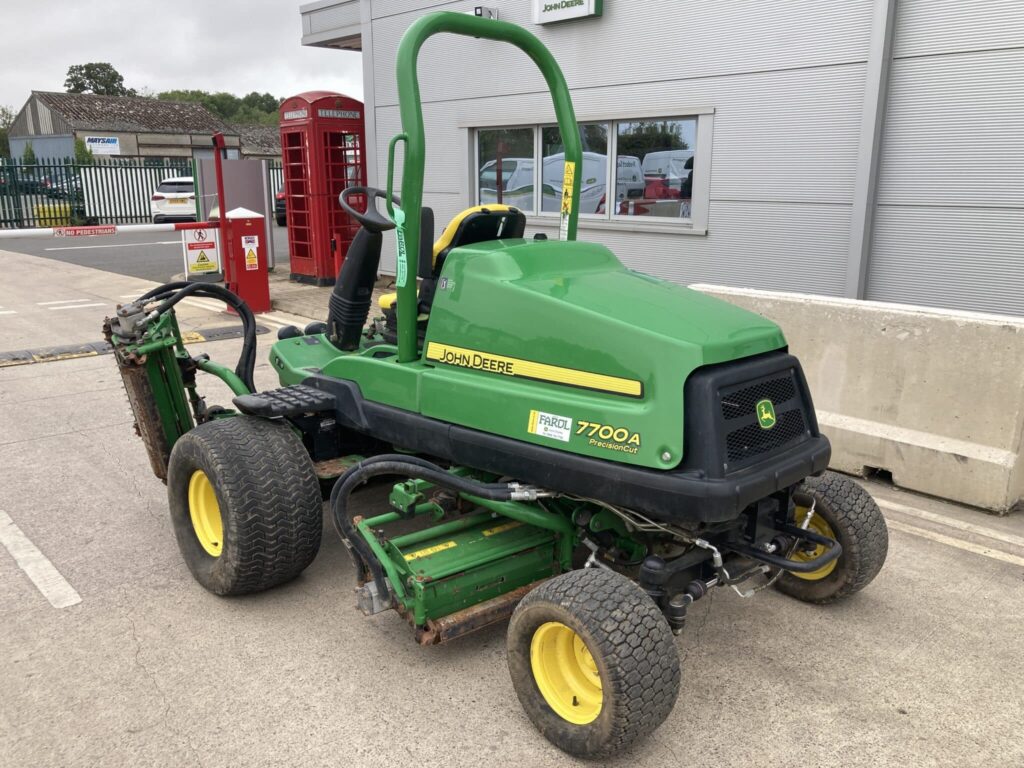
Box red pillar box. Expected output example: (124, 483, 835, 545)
(222, 207, 271, 313)
(279, 92, 367, 286)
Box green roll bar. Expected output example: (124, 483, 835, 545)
(389, 11, 582, 363)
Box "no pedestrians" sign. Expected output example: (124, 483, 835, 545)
(182, 228, 221, 276)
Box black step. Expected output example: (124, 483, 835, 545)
(233, 385, 336, 418)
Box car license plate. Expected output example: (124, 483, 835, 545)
(168, 198, 190, 205)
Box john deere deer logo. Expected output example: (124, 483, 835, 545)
(756, 399, 776, 430)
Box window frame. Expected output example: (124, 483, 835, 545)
(470, 108, 714, 236)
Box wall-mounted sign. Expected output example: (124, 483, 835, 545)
(282, 108, 308, 121)
(84, 136, 120, 155)
(533, 0, 602, 24)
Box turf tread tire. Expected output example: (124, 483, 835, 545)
(507, 568, 680, 758)
(775, 471, 888, 604)
(167, 416, 322, 596)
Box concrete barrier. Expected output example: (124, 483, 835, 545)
(691, 285, 1024, 514)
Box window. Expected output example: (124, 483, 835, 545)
(616, 118, 696, 219)
(156, 180, 194, 194)
(541, 123, 608, 214)
(474, 115, 706, 228)
(476, 127, 535, 214)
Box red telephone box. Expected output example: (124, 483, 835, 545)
(279, 92, 367, 286)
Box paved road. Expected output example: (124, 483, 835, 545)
(1, 249, 1023, 767)
(0, 225, 290, 283)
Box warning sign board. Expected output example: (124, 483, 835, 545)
(242, 235, 259, 271)
(560, 161, 576, 214)
(54, 225, 118, 237)
(182, 228, 221, 275)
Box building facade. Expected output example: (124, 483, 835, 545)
(300, 0, 1024, 317)
(9, 91, 242, 162)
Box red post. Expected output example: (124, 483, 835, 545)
(211, 133, 231, 284)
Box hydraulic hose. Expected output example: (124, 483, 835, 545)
(329, 455, 516, 602)
(134, 281, 258, 392)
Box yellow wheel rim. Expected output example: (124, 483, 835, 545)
(188, 470, 223, 557)
(530, 622, 603, 725)
(790, 505, 837, 581)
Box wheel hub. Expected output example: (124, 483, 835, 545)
(790, 505, 837, 580)
(530, 621, 603, 724)
(188, 470, 223, 557)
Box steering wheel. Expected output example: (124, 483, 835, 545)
(339, 186, 400, 233)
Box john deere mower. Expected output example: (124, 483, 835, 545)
(105, 12, 888, 758)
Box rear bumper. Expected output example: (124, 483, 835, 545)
(153, 213, 197, 223)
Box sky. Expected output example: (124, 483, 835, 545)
(0, 0, 364, 110)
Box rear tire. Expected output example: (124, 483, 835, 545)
(507, 568, 680, 758)
(167, 416, 322, 595)
(276, 215, 286, 227)
(775, 471, 888, 604)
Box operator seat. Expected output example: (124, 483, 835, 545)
(378, 205, 526, 335)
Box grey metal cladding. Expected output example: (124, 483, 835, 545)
(869, 0, 1024, 315)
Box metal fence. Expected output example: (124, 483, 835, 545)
(267, 159, 283, 194)
(0, 156, 193, 229)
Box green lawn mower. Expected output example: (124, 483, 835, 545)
(105, 12, 888, 758)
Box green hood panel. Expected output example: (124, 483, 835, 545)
(452, 239, 784, 365)
(271, 238, 786, 470)
(413, 239, 786, 468)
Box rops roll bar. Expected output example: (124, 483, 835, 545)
(387, 12, 582, 362)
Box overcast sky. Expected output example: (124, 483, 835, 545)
(0, 0, 364, 110)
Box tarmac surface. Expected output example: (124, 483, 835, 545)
(1, 248, 1023, 767)
(0, 226, 291, 283)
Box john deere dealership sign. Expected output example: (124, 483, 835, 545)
(533, 0, 602, 24)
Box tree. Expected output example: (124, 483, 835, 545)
(65, 63, 136, 97)
(156, 89, 281, 126)
(0, 104, 15, 159)
(617, 121, 689, 158)
(74, 138, 94, 165)
(22, 141, 36, 164)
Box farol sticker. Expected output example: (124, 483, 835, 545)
(527, 409, 572, 442)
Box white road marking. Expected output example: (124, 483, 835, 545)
(0, 510, 82, 609)
(48, 303, 106, 311)
(0, 310, 16, 315)
(260, 312, 303, 329)
(887, 518, 1024, 568)
(44, 240, 178, 252)
(37, 299, 96, 306)
(178, 298, 289, 329)
(254, 317, 289, 329)
(877, 498, 1024, 549)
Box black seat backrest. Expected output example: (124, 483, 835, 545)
(416, 205, 526, 315)
(431, 205, 526, 276)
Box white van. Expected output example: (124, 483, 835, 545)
(479, 158, 535, 210)
(479, 151, 647, 214)
(541, 151, 606, 213)
(615, 156, 645, 201)
(641, 150, 695, 183)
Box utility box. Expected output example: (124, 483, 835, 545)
(279, 92, 367, 286)
(222, 208, 271, 313)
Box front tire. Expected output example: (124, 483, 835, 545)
(775, 471, 888, 604)
(507, 568, 680, 758)
(167, 416, 323, 595)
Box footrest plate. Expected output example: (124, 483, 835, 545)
(233, 384, 336, 418)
